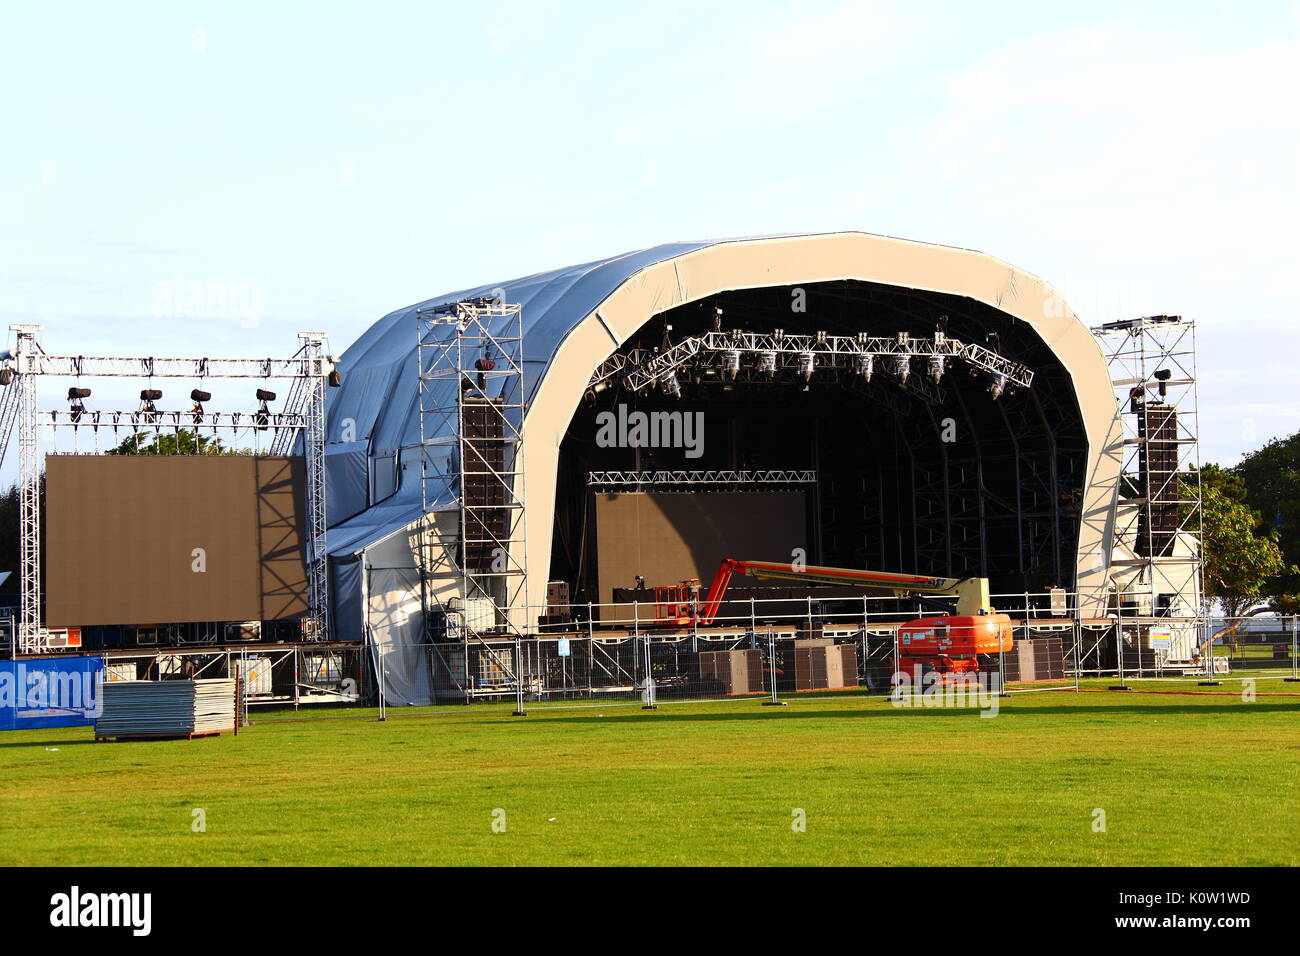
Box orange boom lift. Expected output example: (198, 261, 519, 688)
(652, 558, 1013, 678)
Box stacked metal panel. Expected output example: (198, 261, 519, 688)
(699, 649, 764, 694)
(95, 679, 237, 739)
(1003, 637, 1066, 683)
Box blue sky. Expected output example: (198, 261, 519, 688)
(1, 1, 1297, 479)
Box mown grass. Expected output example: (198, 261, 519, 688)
(1, 678, 1297, 866)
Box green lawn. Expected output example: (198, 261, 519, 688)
(2, 678, 1297, 866)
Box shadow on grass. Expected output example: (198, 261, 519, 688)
(520, 701, 1300, 725)
(0, 737, 99, 750)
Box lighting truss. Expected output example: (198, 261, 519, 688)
(586, 329, 1034, 399)
(0, 324, 334, 654)
(587, 469, 817, 489)
(42, 410, 308, 432)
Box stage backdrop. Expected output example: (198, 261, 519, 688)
(45, 455, 309, 626)
(594, 491, 806, 619)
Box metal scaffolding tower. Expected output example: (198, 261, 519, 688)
(273, 333, 332, 642)
(0, 325, 335, 654)
(1092, 315, 1203, 616)
(417, 298, 529, 632)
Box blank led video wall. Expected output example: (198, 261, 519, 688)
(594, 491, 806, 618)
(44, 455, 309, 627)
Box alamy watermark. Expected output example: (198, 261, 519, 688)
(595, 404, 704, 459)
(151, 274, 262, 328)
(890, 669, 1001, 718)
(0, 664, 102, 718)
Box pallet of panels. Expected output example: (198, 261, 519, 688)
(94, 679, 237, 741)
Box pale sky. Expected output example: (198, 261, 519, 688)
(2, 0, 1297, 481)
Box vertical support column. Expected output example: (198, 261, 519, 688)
(299, 333, 331, 643)
(14, 326, 44, 655)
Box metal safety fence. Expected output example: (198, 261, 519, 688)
(8, 609, 1297, 723)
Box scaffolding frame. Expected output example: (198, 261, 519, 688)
(0, 325, 334, 654)
(1092, 315, 1204, 616)
(417, 299, 529, 641)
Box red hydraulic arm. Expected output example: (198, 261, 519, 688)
(695, 558, 988, 625)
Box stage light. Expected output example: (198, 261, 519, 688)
(67, 386, 91, 423)
(0, 369, 12, 386)
(757, 351, 777, 377)
(190, 388, 211, 424)
(988, 373, 1007, 400)
(1154, 367, 1171, 398)
(660, 372, 681, 399)
(928, 354, 945, 383)
(893, 354, 910, 385)
(139, 388, 162, 423)
(798, 351, 816, 382)
(254, 388, 274, 430)
(855, 353, 873, 381)
(723, 349, 741, 380)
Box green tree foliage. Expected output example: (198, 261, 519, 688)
(0, 478, 43, 592)
(1197, 463, 1287, 618)
(107, 429, 231, 456)
(1233, 432, 1300, 605)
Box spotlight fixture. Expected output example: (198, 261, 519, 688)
(798, 351, 816, 382)
(660, 372, 681, 399)
(893, 354, 910, 386)
(757, 350, 777, 377)
(928, 354, 945, 383)
(190, 388, 211, 424)
(67, 386, 91, 423)
(254, 387, 275, 430)
(855, 352, 874, 381)
(139, 388, 162, 423)
(988, 373, 1007, 400)
(723, 348, 741, 381)
(1153, 367, 1171, 398)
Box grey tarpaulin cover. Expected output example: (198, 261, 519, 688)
(324, 239, 723, 644)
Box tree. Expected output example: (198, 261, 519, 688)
(1233, 431, 1300, 604)
(1197, 463, 1288, 619)
(107, 429, 231, 456)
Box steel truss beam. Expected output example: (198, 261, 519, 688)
(587, 329, 1034, 397)
(587, 469, 817, 488)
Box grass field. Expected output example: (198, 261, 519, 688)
(2, 677, 1298, 866)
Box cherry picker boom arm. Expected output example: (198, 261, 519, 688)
(697, 558, 993, 625)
